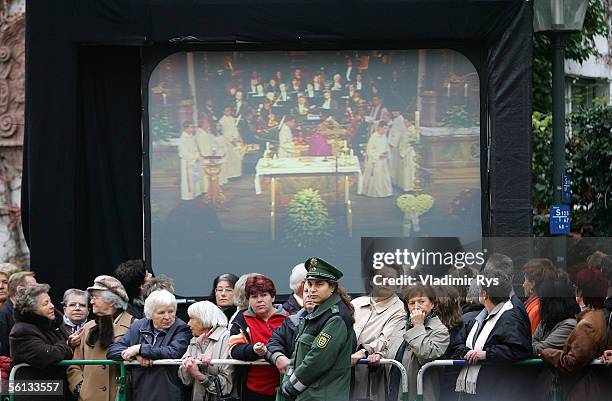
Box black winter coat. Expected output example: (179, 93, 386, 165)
(453, 301, 533, 401)
(9, 308, 73, 401)
(266, 310, 303, 365)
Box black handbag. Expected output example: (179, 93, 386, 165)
(210, 374, 237, 401)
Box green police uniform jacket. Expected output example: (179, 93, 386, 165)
(283, 292, 354, 401)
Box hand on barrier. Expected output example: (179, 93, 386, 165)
(182, 357, 200, 375)
(198, 353, 212, 368)
(367, 353, 382, 365)
(253, 342, 267, 357)
(464, 350, 486, 364)
(351, 349, 367, 365)
(275, 355, 290, 374)
(121, 344, 141, 361)
(135, 355, 153, 368)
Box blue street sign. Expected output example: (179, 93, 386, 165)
(562, 174, 571, 203)
(550, 205, 570, 235)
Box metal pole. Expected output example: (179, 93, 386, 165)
(551, 32, 566, 269)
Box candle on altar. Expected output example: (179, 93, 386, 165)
(162, 93, 167, 105)
(447, 82, 451, 97)
(464, 83, 468, 97)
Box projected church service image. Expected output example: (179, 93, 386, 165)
(147, 50, 482, 293)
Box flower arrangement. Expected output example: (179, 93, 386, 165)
(396, 194, 435, 236)
(285, 188, 332, 248)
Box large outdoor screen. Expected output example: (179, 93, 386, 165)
(147, 49, 482, 295)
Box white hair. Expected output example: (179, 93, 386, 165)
(289, 263, 307, 292)
(144, 289, 177, 319)
(187, 301, 228, 329)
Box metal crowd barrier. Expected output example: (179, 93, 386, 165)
(7, 358, 409, 401)
(415, 358, 606, 401)
(356, 358, 409, 401)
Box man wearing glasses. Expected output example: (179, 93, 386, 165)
(62, 288, 90, 335)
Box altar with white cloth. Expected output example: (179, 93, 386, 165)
(254, 156, 363, 239)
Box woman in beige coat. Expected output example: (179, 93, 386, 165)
(351, 264, 406, 401)
(385, 284, 450, 401)
(179, 301, 234, 401)
(67, 275, 135, 401)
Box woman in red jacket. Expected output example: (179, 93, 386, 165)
(229, 275, 288, 401)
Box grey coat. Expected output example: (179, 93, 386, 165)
(532, 318, 577, 354)
(178, 326, 234, 401)
(385, 316, 450, 401)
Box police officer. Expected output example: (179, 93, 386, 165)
(281, 257, 354, 401)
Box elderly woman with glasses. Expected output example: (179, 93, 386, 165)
(10, 283, 73, 401)
(67, 275, 135, 401)
(107, 289, 191, 401)
(179, 301, 234, 401)
(210, 273, 238, 322)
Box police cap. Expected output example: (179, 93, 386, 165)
(304, 257, 343, 282)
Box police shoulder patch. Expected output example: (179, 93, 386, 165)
(316, 332, 332, 348)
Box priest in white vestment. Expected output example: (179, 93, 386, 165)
(178, 121, 203, 200)
(387, 110, 405, 186)
(196, 115, 227, 192)
(278, 116, 296, 158)
(219, 106, 243, 178)
(397, 118, 418, 191)
(360, 121, 393, 197)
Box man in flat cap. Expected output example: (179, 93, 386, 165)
(281, 257, 354, 401)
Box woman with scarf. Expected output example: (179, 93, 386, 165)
(452, 269, 532, 401)
(385, 284, 450, 401)
(67, 275, 134, 401)
(521, 258, 557, 334)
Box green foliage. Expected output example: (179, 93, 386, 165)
(532, 105, 612, 236)
(566, 104, 612, 236)
(440, 105, 476, 128)
(150, 112, 177, 143)
(533, 0, 610, 112)
(284, 188, 332, 248)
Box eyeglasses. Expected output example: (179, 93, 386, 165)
(66, 303, 87, 309)
(215, 288, 234, 294)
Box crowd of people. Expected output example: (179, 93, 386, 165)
(0, 250, 611, 401)
(176, 54, 419, 200)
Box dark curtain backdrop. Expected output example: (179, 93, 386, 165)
(23, 0, 532, 298)
(73, 47, 143, 290)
